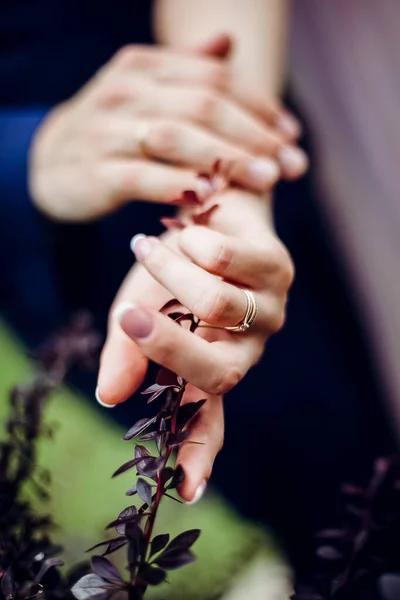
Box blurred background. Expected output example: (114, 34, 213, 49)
(1, 1, 399, 598)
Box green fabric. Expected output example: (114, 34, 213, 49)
(0, 321, 279, 599)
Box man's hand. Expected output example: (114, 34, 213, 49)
(28, 40, 306, 221)
(96, 189, 294, 502)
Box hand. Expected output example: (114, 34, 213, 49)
(28, 38, 306, 221)
(96, 189, 294, 502)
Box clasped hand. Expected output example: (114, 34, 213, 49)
(97, 189, 294, 503)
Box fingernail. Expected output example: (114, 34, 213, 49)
(196, 178, 213, 201)
(278, 146, 308, 177)
(186, 480, 207, 505)
(117, 303, 153, 339)
(130, 234, 152, 262)
(95, 386, 116, 408)
(275, 113, 302, 139)
(113, 300, 136, 323)
(248, 158, 280, 187)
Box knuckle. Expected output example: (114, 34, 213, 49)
(146, 122, 178, 155)
(117, 163, 139, 198)
(206, 64, 229, 90)
(114, 45, 157, 69)
(194, 288, 234, 325)
(206, 242, 234, 276)
(194, 91, 219, 123)
(210, 364, 242, 395)
(263, 239, 295, 292)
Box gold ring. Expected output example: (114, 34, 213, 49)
(137, 121, 150, 157)
(224, 290, 258, 333)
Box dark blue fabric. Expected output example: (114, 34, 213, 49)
(0, 0, 395, 575)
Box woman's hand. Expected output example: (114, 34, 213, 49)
(96, 189, 294, 502)
(29, 41, 306, 221)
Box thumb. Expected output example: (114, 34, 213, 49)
(194, 33, 232, 58)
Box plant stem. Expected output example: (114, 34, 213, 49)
(133, 383, 186, 589)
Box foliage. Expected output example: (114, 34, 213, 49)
(292, 457, 400, 600)
(0, 313, 100, 600)
(72, 305, 205, 600)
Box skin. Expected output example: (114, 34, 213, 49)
(97, 189, 294, 501)
(28, 1, 301, 501)
(29, 36, 305, 222)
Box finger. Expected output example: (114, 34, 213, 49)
(114, 45, 229, 91)
(178, 225, 280, 288)
(135, 118, 279, 192)
(124, 83, 287, 159)
(97, 265, 171, 406)
(176, 386, 224, 503)
(117, 302, 260, 395)
(101, 159, 213, 208)
(131, 234, 276, 330)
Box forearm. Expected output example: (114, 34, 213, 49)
(154, 0, 289, 97)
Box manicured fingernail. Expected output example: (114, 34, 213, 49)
(196, 178, 213, 201)
(248, 158, 279, 187)
(130, 234, 152, 262)
(186, 480, 207, 505)
(275, 113, 302, 139)
(95, 386, 116, 408)
(117, 303, 153, 339)
(113, 300, 136, 323)
(278, 146, 308, 176)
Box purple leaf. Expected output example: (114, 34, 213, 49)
(150, 534, 170, 558)
(147, 388, 169, 404)
(33, 558, 64, 585)
(136, 477, 152, 506)
(167, 529, 201, 552)
(167, 430, 191, 448)
(156, 369, 178, 387)
(119, 506, 137, 519)
(102, 538, 128, 557)
(160, 467, 174, 486)
(125, 484, 137, 497)
(141, 384, 165, 396)
(316, 529, 350, 540)
(112, 457, 143, 478)
(1, 567, 15, 600)
(87, 537, 126, 553)
(71, 574, 107, 600)
(316, 546, 343, 560)
(177, 400, 206, 430)
(157, 432, 168, 454)
(378, 573, 400, 600)
(167, 465, 185, 490)
(91, 556, 122, 582)
(135, 445, 152, 458)
(138, 565, 166, 586)
(155, 549, 196, 571)
(123, 417, 157, 441)
(139, 431, 159, 442)
(161, 299, 180, 312)
(166, 312, 185, 321)
(192, 204, 219, 226)
(138, 455, 165, 478)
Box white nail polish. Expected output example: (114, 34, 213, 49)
(278, 146, 308, 175)
(113, 300, 136, 323)
(130, 233, 147, 254)
(95, 386, 116, 408)
(186, 480, 207, 505)
(248, 158, 280, 185)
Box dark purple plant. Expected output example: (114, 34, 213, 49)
(0, 313, 100, 600)
(292, 457, 400, 600)
(72, 305, 205, 600)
